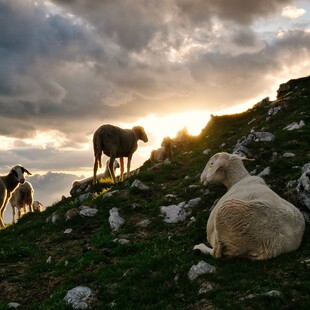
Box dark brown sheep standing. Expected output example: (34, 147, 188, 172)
(93, 124, 148, 184)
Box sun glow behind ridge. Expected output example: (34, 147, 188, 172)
(123, 110, 211, 146)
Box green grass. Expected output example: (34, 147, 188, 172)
(1, 77, 310, 309)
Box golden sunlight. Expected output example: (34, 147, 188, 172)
(123, 110, 211, 145)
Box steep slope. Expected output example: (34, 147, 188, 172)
(0, 76, 310, 310)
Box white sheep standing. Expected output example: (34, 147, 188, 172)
(93, 124, 148, 184)
(10, 181, 34, 224)
(194, 152, 305, 260)
(0, 165, 32, 228)
(150, 136, 174, 164)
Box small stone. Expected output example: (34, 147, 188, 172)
(165, 194, 177, 201)
(188, 185, 200, 190)
(65, 208, 80, 221)
(113, 238, 130, 244)
(283, 120, 305, 130)
(46, 256, 52, 264)
(46, 211, 61, 224)
(79, 206, 98, 217)
(188, 261, 216, 281)
(296, 168, 310, 210)
(241, 290, 282, 300)
(63, 286, 93, 309)
(163, 158, 172, 165)
(102, 190, 120, 199)
(109, 207, 125, 231)
(8, 302, 20, 309)
(283, 152, 295, 158)
(203, 149, 211, 155)
(64, 228, 73, 234)
(265, 290, 282, 297)
(258, 167, 271, 177)
(76, 192, 93, 203)
(198, 282, 213, 295)
(131, 179, 150, 191)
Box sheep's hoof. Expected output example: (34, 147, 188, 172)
(193, 243, 212, 255)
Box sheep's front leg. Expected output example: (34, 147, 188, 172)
(127, 154, 132, 179)
(0, 206, 5, 227)
(193, 243, 213, 255)
(119, 157, 124, 181)
(0, 197, 8, 220)
(93, 157, 99, 185)
(12, 206, 16, 224)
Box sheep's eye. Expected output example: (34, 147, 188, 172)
(208, 162, 213, 169)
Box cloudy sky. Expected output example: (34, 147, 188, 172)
(1, 0, 310, 209)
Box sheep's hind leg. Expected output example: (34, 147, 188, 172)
(126, 154, 133, 179)
(108, 157, 117, 183)
(193, 243, 213, 255)
(119, 157, 124, 181)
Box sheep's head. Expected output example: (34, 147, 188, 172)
(33, 201, 43, 212)
(10, 165, 32, 184)
(133, 126, 148, 143)
(161, 136, 172, 147)
(200, 152, 231, 186)
(106, 159, 120, 170)
(201, 152, 253, 187)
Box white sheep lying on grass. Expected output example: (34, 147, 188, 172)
(71, 159, 120, 196)
(150, 136, 174, 164)
(10, 181, 34, 224)
(73, 159, 120, 188)
(194, 152, 305, 260)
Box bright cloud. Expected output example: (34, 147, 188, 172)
(282, 5, 306, 18)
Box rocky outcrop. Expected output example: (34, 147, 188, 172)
(296, 164, 310, 211)
(277, 75, 310, 99)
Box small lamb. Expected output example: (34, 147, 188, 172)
(0, 165, 32, 227)
(10, 181, 34, 224)
(93, 124, 148, 184)
(194, 152, 305, 260)
(33, 201, 43, 213)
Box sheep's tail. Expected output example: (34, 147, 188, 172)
(93, 132, 103, 185)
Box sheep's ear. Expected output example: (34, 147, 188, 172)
(242, 157, 255, 162)
(22, 167, 32, 175)
(231, 153, 255, 161)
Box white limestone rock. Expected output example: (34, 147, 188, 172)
(188, 261, 216, 281)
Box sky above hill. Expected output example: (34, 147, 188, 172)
(0, 0, 310, 181)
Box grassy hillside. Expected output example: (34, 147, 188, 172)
(1, 76, 310, 309)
